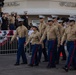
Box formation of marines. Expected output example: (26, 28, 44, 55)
(11, 15, 76, 72)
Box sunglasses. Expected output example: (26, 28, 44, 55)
(69, 20, 75, 22)
(53, 18, 56, 19)
(48, 20, 53, 22)
(39, 18, 43, 19)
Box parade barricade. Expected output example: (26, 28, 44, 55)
(0, 30, 31, 55)
(0, 36, 18, 54)
(0, 30, 18, 54)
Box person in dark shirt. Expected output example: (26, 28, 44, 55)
(1, 14, 8, 30)
(22, 11, 28, 29)
(14, 13, 19, 28)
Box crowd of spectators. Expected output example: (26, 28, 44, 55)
(0, 12, 29, 30)
(0, 12, 76, 32)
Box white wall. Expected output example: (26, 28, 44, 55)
(2, 0, 76, 15)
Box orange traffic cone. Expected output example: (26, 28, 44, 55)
(60, 52, 63, 57)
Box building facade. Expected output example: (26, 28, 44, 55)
(2, 0, 76, 24)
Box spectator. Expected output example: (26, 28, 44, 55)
(0, 21, 1, 30)
(9, 12, 15, 30)
(14, 13, 18, 28)
(22, 11, 29, 29)
(0, 17, 2, 30)
(28, 23, 33, 30)
(1, 14, 8, 30)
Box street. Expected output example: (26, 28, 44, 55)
(0, 54, 76, 75)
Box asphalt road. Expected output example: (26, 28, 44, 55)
(0, 54, 76, 75)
